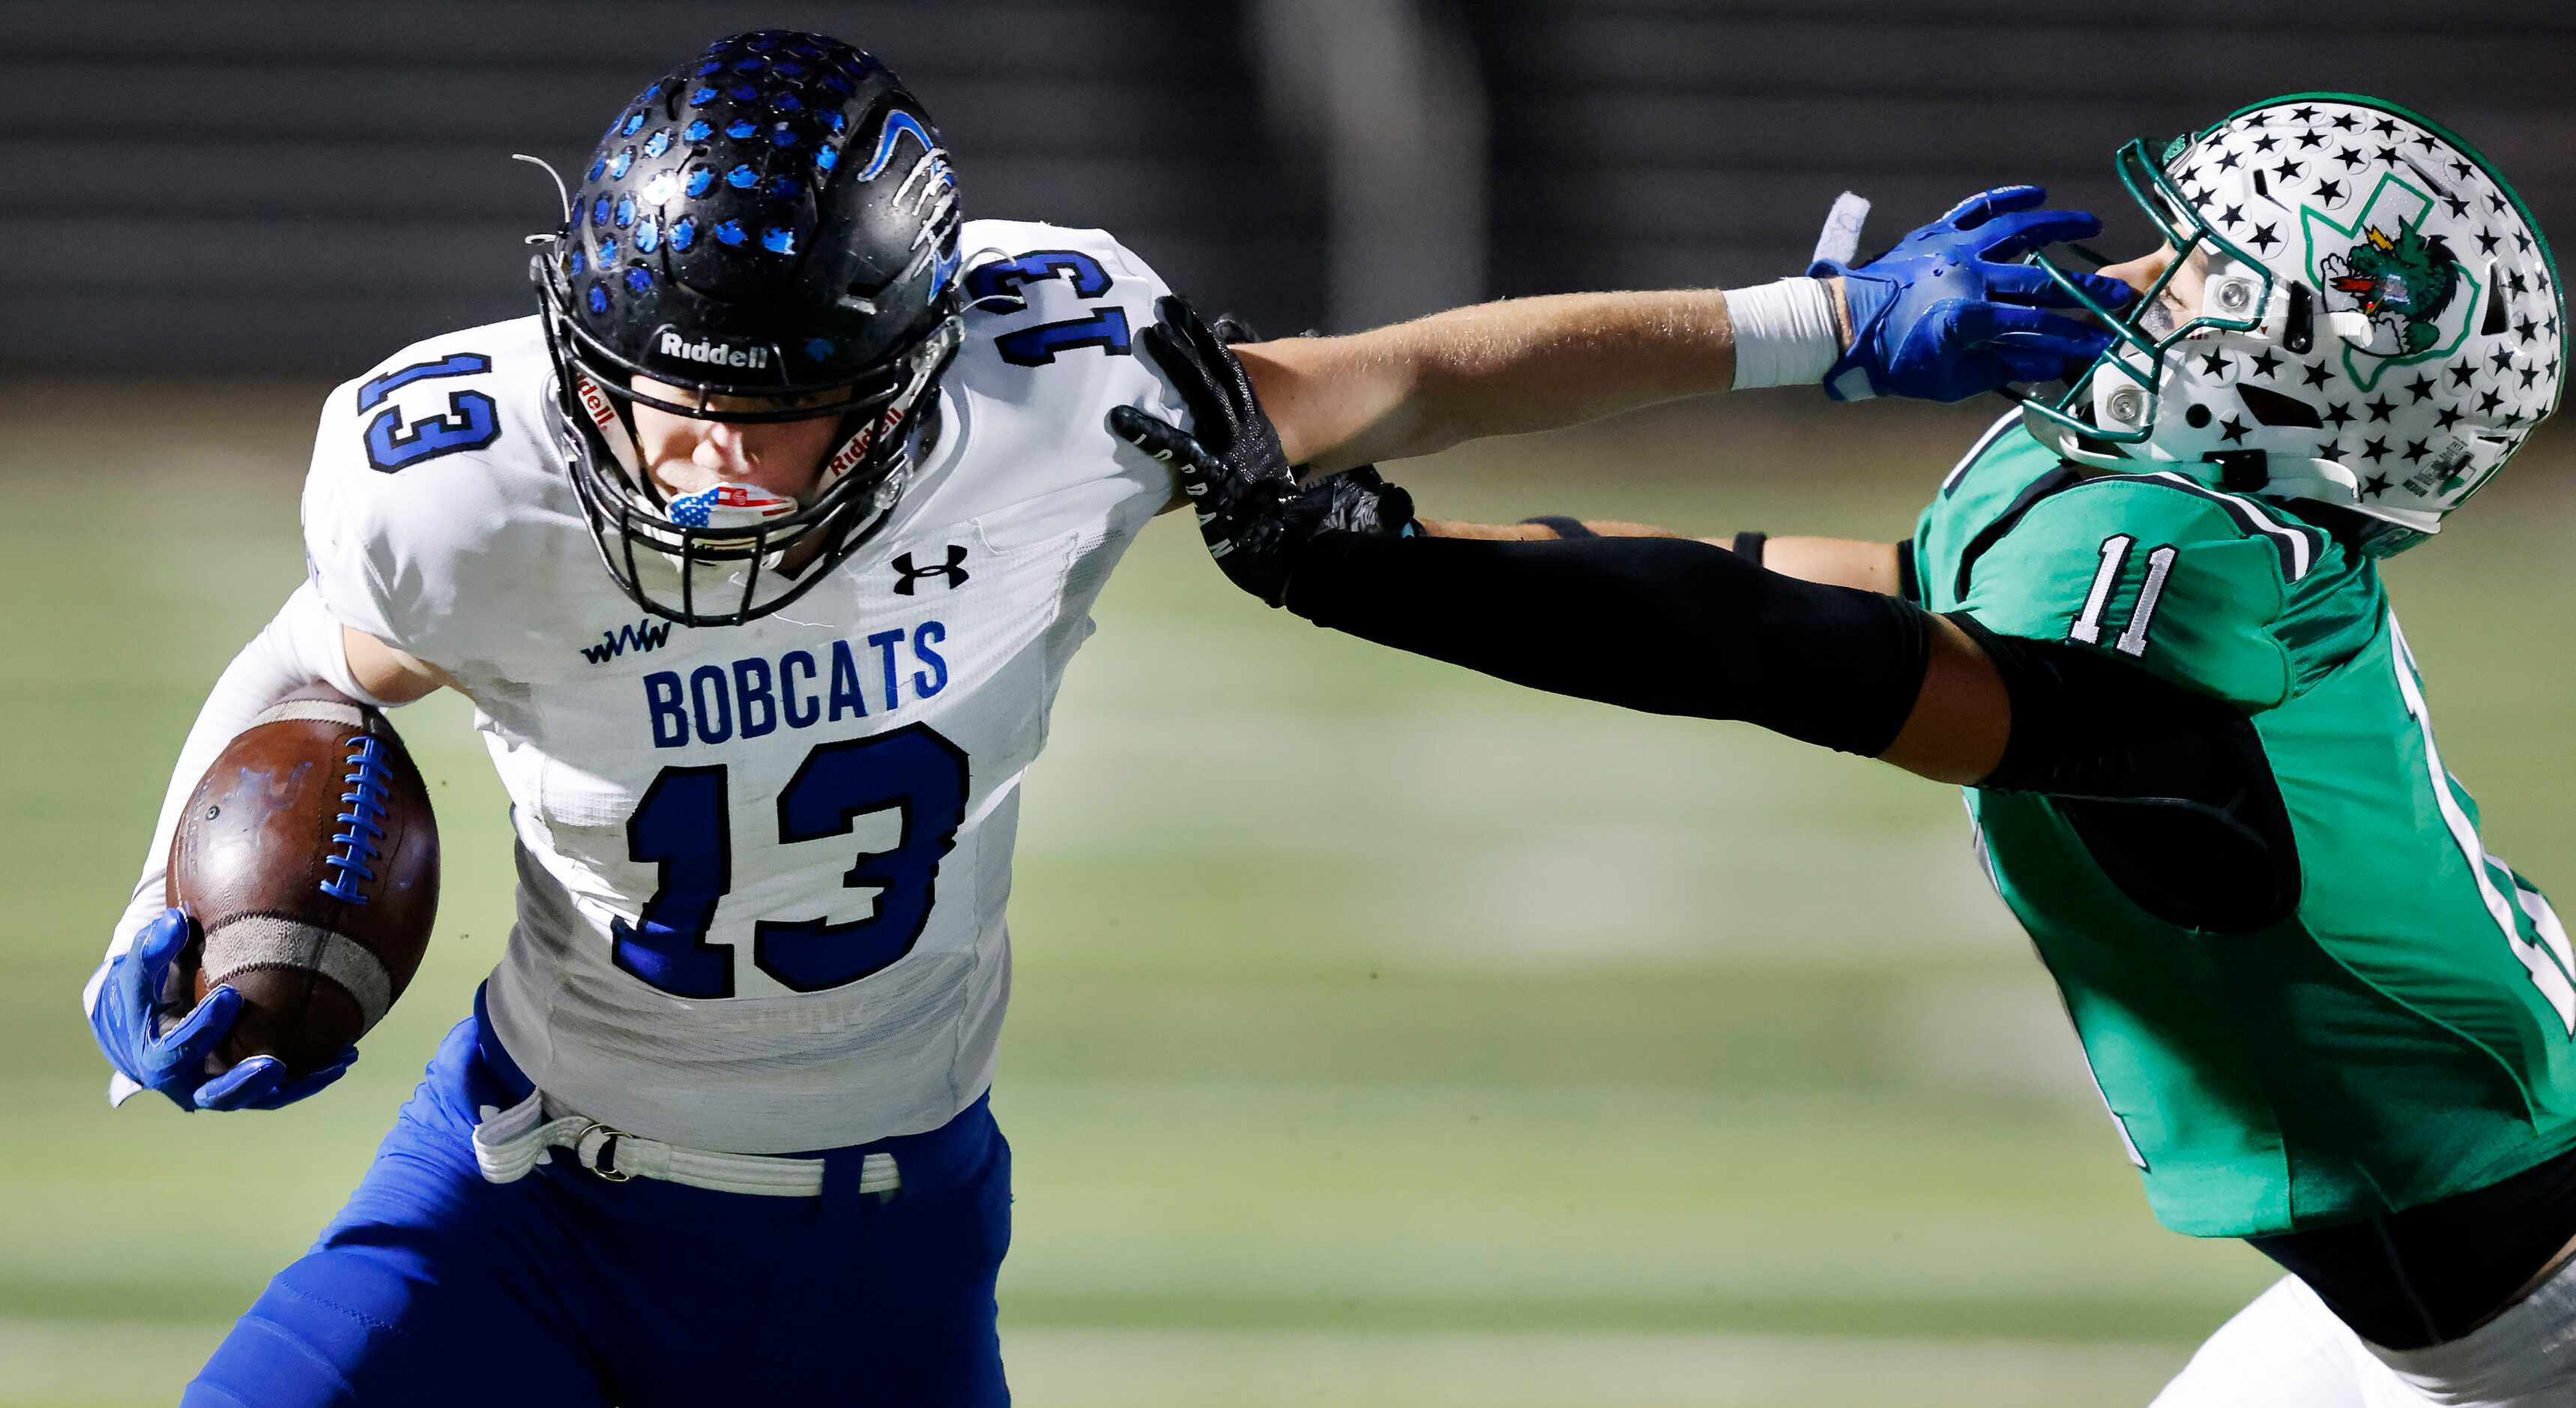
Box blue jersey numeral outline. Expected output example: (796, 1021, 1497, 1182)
(754, 725, 970, 990)
(976, 249, 1134, 367)
(612, 765, 736, 998)
(965, 249, 1115, 302)
(610, 725, 971, 998)
(996, 307, 1132, 367)
(357, 352, 502, 472)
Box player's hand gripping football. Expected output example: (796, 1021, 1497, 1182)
(88, 908, 356, 1112)
(1108, 296, 1415, 607)
(1812, 184, 2138, 402)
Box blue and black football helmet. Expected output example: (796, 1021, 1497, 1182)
(534, 31, 965, 625)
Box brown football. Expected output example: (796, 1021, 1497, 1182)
(167, 685, 439, 1074)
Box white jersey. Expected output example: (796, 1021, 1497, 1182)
(301, 220, 1182, 1152)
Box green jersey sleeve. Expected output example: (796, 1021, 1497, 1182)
(1957, 473, 2329, 712)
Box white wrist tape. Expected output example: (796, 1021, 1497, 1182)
(1725, 278, 1844, 391)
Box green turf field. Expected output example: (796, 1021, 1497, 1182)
(7, 386, 2573, 1405)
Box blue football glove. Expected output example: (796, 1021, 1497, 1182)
(90, 908, 357, 1113)
(1809, 185, 2137, 403)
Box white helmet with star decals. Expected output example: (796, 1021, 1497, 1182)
(2021, 94, 2563, 556)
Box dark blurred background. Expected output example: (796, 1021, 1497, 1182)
(10, 7, 2576, 1404)
(16, 0, 2576, 377)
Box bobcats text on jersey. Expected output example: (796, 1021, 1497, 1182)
(639, 619, 950, 748)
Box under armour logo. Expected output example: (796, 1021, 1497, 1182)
(891, 544, 969, 595)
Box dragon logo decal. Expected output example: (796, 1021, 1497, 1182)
(2321, 220, 2462, 355)
(2300, 174, 2482, 389)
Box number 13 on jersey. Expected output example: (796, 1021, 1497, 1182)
(612, 724, 970, 999)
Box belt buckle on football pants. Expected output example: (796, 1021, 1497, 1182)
(571, 1121, 635, 1182)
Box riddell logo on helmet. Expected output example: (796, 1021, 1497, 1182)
(821, 431, 872, 482)
(575, 375, 618, 431)
(820, 405, 911, 482)
(658, 332, 770, 370)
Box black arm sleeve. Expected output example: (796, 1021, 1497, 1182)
(1281, 531, 1933, 757)
(1947, 613, 2300, 931)
(1947, 613, 2258, 800)
(1279, 529, 2300, 927)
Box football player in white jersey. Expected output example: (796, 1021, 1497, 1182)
(82, 28, 2130, 1405)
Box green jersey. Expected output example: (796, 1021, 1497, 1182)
(1913, 415, 2576, 1238)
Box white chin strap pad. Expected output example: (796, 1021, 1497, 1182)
(2260, 455, 2364, 505)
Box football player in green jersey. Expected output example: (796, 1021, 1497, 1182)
(1117, 94, 2571, 1405)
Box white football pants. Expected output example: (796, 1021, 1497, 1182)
(2152, 1259, 2576, 1407)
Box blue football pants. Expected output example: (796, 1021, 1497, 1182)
(186, 1009, 1013, 1406)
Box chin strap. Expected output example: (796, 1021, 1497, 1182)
(570, 370, 648, 483)
(2250, 454, 2365, 505)
(818, 315, 964, 491)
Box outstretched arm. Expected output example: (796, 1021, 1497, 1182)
(1124, 415, 2237, 795)
(1237, 288, 1763, 472)
(1284, 530, 2010, 783)
(1234, 186, 2132, 474)
(1110, 304, 2236, 796)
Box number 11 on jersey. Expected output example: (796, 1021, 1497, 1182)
(613, 724, 970, 998)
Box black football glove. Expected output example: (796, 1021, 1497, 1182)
(1205, 311, 1265, 346)
(1108, 295, 1414, 607)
